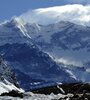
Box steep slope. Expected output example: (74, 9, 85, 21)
(62, 64, 90, 82)
(26, 21, 90, 64)
(0, 56, 23, 94)
(0, 17, 31, 45)
(0, 56, 17, 86)
(0, 18, 76, 91)
(0, 80, 23, 95)
(0, 43, 76, 91)
(24, 21, 90, 82)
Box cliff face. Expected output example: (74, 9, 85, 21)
(0, 55, 24, 94)
(0, 55, 18, 87)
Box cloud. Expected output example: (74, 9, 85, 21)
(55, 58, 83, 66)
(20, 4, 90, 26)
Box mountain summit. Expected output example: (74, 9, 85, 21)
(0, 18, 77, 91)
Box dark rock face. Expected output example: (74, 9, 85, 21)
(0, 43, 76, 91)
(1, 90, 24, 98)
(32, 83, 90, 100)
(0, 55, 18, 87)
(1, 83, 90, 100)
(32, 83, 90, 94)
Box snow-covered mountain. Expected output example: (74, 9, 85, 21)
(24, 19, 90, 82)
(25, 21, 90, 62)
(20, 5, 90, 72)
(0, 4, 90, 99)
(0, 4, 90, 90)
(0, 18, 77, 91)
(0, 15, 90, 91)
(0, 17, 31, 46)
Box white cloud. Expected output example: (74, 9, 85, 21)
(55, 58, 83, 66)
(20, 4, 90, 26)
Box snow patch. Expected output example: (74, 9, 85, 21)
(0, 79, 24, 95)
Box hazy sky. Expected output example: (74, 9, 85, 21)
(0, 0, 90, 22)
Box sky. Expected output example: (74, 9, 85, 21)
(0, 0, 90, 22)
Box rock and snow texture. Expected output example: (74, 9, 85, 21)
(0, 19, 77, 90)
(20, 5, 90, 74)
(0, 4, 90, 91)
(25, 21, 90, 82)
(20, 18, 90, 82)
(0, 93, 73, 100)
(0, 56, 24, 94)
(0, 16, 89, 88)
(0, 43, 76, 91)
(0, 17, 31, 46)
(0, 80, 23, 95)
(25, 21, 90, 66)
(0, 56, 16, 85)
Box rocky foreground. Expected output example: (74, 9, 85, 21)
(0, 82, 90, 100)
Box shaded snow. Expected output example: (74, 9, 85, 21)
(0, 79, 24, 95)
(0, 93, 73, 100)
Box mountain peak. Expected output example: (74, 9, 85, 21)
(11, 17, 26, 26)
(11, 17, 31, 39)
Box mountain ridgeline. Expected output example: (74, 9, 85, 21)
(0, 17, 90, 91)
